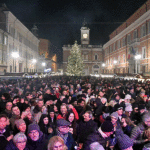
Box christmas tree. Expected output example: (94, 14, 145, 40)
(66, 41, 84, 76)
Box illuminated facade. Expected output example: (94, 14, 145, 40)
(103, 0, 150, 75)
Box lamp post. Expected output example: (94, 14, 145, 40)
(42, 62, 46, 73)
(11, 52, 19, 73)
(102, 63, 105, 73)
(135, 54, 141, 74)
(113, 60, 117, 74)
(32, 59, 37, 73)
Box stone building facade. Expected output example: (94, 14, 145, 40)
(103, 0, 150, 75)
(63, 25, 103, 75)
(0, 5, 39, 73)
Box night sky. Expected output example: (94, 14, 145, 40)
(1, 0, 148, 63)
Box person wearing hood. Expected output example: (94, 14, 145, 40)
(26, 123, 46, 150)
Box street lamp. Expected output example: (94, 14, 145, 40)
(32, 59, 37, 63)
(113, 60, 117, 74)
(42, 62, 46, 66)
(135, 54, 141, 74)
(11, 52, 19, 73)
(102, 63, 105, 67)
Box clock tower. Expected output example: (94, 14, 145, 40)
(81, 20, 90, 45)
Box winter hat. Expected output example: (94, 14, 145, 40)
(117, 133, 133, 150)
(125, 105, 133, 112)
(101, 120, 114, 132)
(22, 103, 30, 112)
(89, 142, 105, 150)
(125, 94, 131, 100)
(110, 112, 119, 120)
(15, 119, 25, 129)
(57, 119, 70, 127)
(27, 123, 42, 136)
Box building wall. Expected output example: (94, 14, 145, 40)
(51, 54, 57, 72)
(3, 10, 39, 73)
(39, 38, 50, 58)
(63, 44, 103, 75)
(103, 0, 150, 74)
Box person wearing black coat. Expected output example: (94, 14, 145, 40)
(77, 111, 98, 144)
(83, 119, 114, 150)
(26, 123, 47, 150)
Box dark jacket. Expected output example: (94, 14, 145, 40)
(77, 119, 98, 143)
(83, 130, 109, 150)
(0, 125, 12, 150)
(26, 134, 46, 150)
(5, 139, 29, 150)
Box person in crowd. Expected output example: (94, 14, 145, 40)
(0, 114, 13, 150)
(48, 119, 77, 150)
(77, 111, 98, 147)
(38, 114, 52, 139)
(66, 110, 78, 140)
(121, 115, 135, 136)
(10, 105, 21, 130)
(83, 118, 114, 150)
(47, 136, 68, 150)
(131, 112, 150, 150)
(2, 100, 13, 118)
(14, 119, 27, 135)
(117, 133, 133, 150)
(26, 123, 46, 150)
(5, 132, 28, 150)
(57, 104, 79, 120)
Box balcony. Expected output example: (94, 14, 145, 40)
(129, 38, 140, 46)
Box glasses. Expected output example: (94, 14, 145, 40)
(16, 141, 26, 144)
(59, 126, 69, 129)
(29, 131, 38, 135)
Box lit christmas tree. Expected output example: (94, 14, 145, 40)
(66, 41, 84, 76)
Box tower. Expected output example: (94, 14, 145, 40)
(81, 19, 90, 45)
(31, 24, 38, 37)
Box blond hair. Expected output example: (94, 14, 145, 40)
(48, 136, 68, 150)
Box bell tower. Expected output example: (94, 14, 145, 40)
(81, 19, 90, 45)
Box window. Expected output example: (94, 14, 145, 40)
(85, 55, 88, 60)
(110, 45, 112, 53)
(19, 46, 22, 57)
(148, 20, 150, 33)
(95, 54, 98, 60)
(142, 47, 146, 59)
(123, 54, 125, 63)
(133, 30, 138, 39)
(127, 34, 131, 44)
(118, 40, 121, 49)
(122, 37, 126, 47)
(0, 33, 2, 44)
(110, 58, 112, 65)
(118, 56, 120, 64)
(113, 43, 116, 51)
(93, 65, 99, 68)
(4, 36, 7, 45)
(141, 24, 146, 37)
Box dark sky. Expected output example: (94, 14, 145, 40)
(1, 0, 148, 63)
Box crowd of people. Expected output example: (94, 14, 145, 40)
(0, 76, 150, 150)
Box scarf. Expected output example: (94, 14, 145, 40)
(57, 128, 68, 144)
